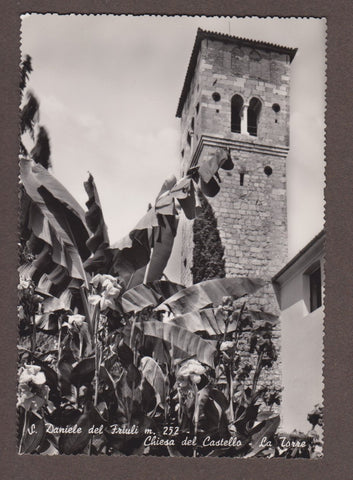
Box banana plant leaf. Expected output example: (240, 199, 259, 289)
(35, 312, 58, 331)
(134, 321, 216, 368)
(41, 289, 72, 313)
(140, 356, 168, 408)
(156, 277, 266, 316)
(165, 308, 277, 335)
(156, 175, 201, 220)
(198, 148, 234, 184)
(193, 386, 211, 433)
(154, 174, 177, 215)
(83, 173, 111, 274)
(121, 280, 184, 313)
(112, 207, 159, 252)
(19, 157, 90, 295)
(165, 308, 225, 335)
(245, 415, 280, 458)
(58, 407, 104, 454)
(111, 175, 180, 285)
(109, 208, 159, 285)
(145, 215, 178, 283)
(31, 126, 51, 169)
(20, 157, 88, 247)
(20, 413, 46, 454)
(126, 265, 147, 290)
(173, 177, 202, 219)
(200, 175, 220, 197)
(109, 228, 154, 286)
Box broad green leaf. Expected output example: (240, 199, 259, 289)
(140, 356, 168, 408)
(32, 356, 59, 396)
(70, 357, 95, 388)
(37, 437, 59, 455)
(20, 157, 89, 272)
(31, 125, 51, 169)
(19, 157, 90, 299)
(166, 308, 277, 335)
(121, 280, 184, 313)
(83, 173, 112, 275)
(125, 265, 147, 290)
(121, 284, 163, 313)
(58, 348, 75, 396)
(84, 174, 110, 253)
(116, 342, 134, 369)
(20, 157, 87, 229)
(193, 386, 211, 433)
(116, 371, 133, 405)
(78, 322, 94, 357)
(99, 366, 116, 395)
(134, 321, 216, 368)
(58, 407, 103, 455)
(209, 388, 229, 412)
(141, 378, 157, 413)
(35, 312, 59, 331)
(245, 415, 280, 458)
(200, 176, 220, 197)
(198, 148, 234, 184)
(20, 413, 46, 454)
(149, 280, 185, 300)
(156, 277, 266, 315)
(126, 364, 141, 390)
(112, 209, 159, 252)
(108, 175, 179, 287)
(202, 395, 224, 433)
(154, 175, 177, 215)
(109, 233, 154, 287)
(165, 308, 225, 335)
(42, 289, 72, 313)
(144, 215, 178, 283)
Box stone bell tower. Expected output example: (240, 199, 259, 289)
(177, 29, 297, 314)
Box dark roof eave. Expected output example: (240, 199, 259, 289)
(176, 28, 297, 118)
(272, 229, 325, 283)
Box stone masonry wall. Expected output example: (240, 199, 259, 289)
(207, 147, 287, 314)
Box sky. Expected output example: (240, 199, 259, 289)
(21, 15, 326, 283)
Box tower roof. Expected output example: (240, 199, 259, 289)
(176, 28, 297, 118)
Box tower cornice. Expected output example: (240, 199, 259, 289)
(189, 134, 289, 170)
(176, 28, 297, 118)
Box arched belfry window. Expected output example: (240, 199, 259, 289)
(231, 94, 243, 133)
(247, 97, 262, 136)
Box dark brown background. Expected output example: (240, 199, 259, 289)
(1, 1, 352, 479)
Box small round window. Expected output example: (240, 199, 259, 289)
(272, 103, 280, 113)
(212, 92, 221, 102)
(264, 166, 273, 176)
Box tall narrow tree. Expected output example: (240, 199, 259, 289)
(191, 191, 226, 283)
(20, 55, 51, 169)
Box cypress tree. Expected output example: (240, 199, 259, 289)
(191, 192, 226, 283)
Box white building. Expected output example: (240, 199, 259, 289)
(273, 229, 324, 432)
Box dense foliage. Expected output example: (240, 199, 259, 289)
(18, 275, 284, 456)
(192, 192, 226, 284)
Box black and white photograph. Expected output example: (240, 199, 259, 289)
(17, 15, 326, 457)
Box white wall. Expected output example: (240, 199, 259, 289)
(280, 299, 323, 432)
